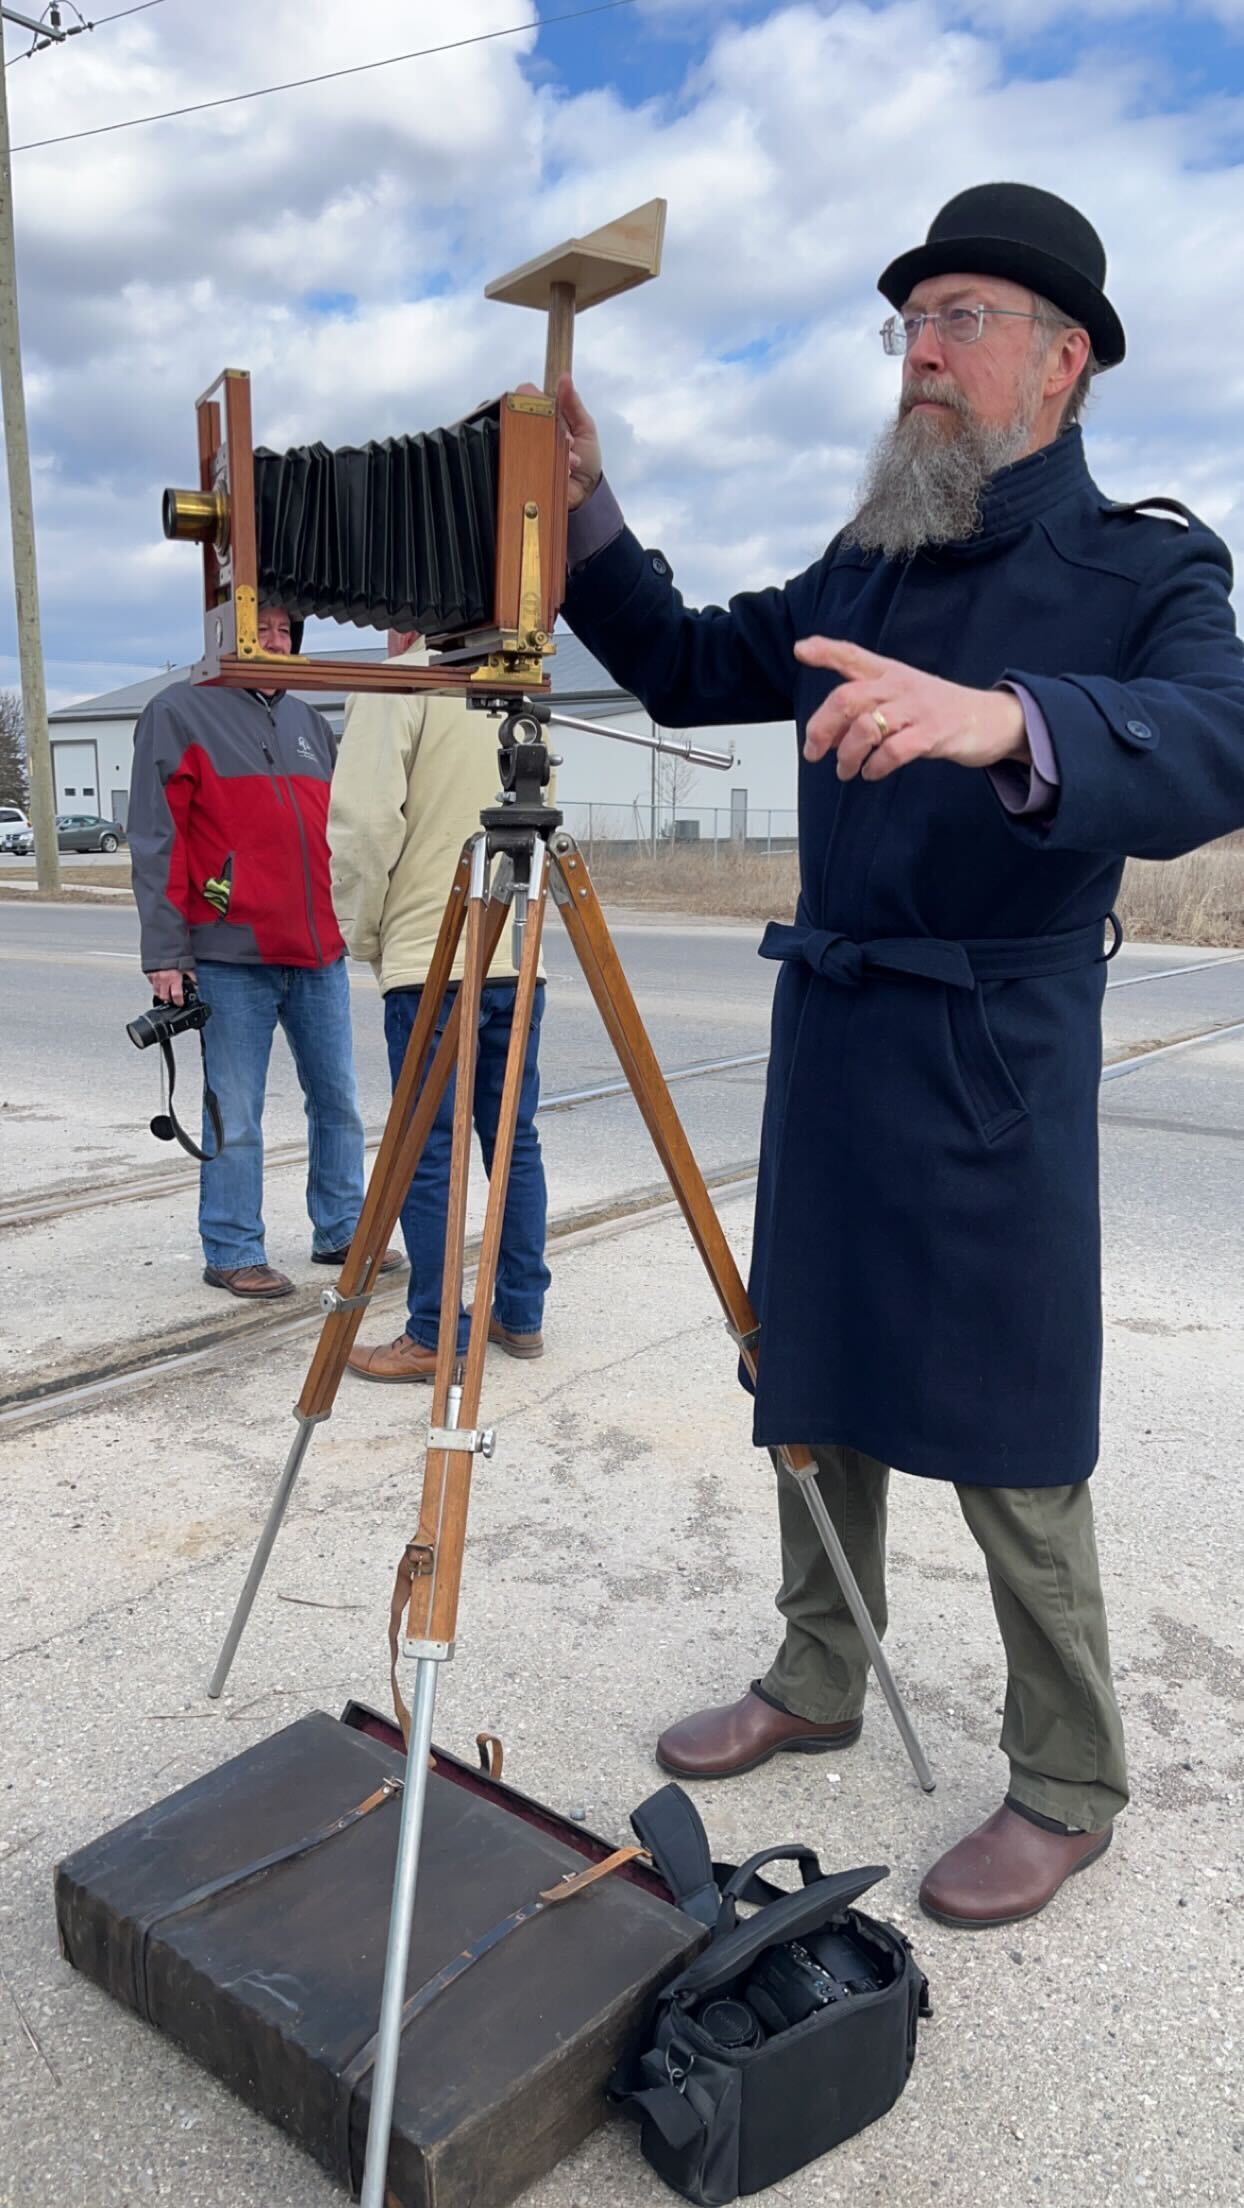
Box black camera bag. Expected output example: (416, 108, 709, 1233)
(612, 1792, 930, 2204)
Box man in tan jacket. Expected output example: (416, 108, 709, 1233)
(328, 635, 550, 1380)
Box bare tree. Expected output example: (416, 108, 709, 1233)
(0, 689, 26, 811)
(657, 752, 698, 847)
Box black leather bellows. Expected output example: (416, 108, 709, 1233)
(254, 402, 501, 638)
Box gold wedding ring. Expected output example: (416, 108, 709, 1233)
(871, 707, 890, 741)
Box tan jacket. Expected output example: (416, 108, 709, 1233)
(328, 648, 545, 991)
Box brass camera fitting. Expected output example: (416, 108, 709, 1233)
(162, 486, 230, 553)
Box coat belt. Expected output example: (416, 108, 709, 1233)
(758, 913, 1120, 991)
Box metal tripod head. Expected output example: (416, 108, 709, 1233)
(476, 696, 564, 864)
(470, 696, 564, 967)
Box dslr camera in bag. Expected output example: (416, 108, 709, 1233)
(613, 1788, 931, 2205)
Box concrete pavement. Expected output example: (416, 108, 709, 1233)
(0, 917, 1241, 2207)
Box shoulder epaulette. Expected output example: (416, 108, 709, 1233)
(1107, 495, 1193, 528)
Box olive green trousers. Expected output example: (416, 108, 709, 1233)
(761, 1446, 1128, 1832)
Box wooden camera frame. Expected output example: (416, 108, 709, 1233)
(168, 372, 568, 696)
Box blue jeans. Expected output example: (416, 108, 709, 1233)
(384, 980, 550, 1352)
(195, 958, 365, 1270)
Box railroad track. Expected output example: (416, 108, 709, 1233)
(2, 999, 1242, 1435)
(0, 1156, 761, 1433)
(0, 1048, 769, 1236)
(4, 952, 1241, 1239)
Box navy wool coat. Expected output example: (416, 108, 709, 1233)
(562, 432, 1244, 1486)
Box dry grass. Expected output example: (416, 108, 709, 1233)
(2, 838, 1240, 945)
(1116, 838, 1244, 947)
(591, 847, 801, 921)
(594, 836, 1244, 945)
(0, 859, 131, 890)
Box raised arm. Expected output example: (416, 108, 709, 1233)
(555, 374, 817, 731)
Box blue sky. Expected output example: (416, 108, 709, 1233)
(1, 0, 1242, 705)
(540, 2, 1244, 109)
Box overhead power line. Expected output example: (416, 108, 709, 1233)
(11, 0, 640, 151)
(93, 2, 169, 20)
(5, 1, 167, 68)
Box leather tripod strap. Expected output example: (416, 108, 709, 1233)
(476, 1732, 505, 1781)
(388, 1541, 434, 1745)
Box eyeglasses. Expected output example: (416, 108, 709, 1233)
(880, 306, 1049, 356)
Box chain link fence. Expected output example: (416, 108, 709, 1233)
(557, 800, 798, 864)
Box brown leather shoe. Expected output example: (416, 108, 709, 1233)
(919, 1803, 1113, 1929)
(487, 1313, 544, 1360)
(203, 1263, 294, 1299)
(347, 1332, 438, 1382)
(656, 1688, 862, 1779)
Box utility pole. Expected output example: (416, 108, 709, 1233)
(0, 6, 67, 889)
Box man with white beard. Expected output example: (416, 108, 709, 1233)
(553, 183, 1244, 1930)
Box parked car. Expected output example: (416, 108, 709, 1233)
(0, 805, 30, 852)
(12, 813, 126, 854)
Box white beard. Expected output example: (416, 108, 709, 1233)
(842, 375, 1042, 558)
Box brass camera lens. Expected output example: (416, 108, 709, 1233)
(162, 486, 230, 549)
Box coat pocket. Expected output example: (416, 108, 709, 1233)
(946, 986, 1028, 1145)
(202, 853, 234, 920)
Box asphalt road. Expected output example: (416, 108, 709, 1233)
(0, 897, 778, 1176)
(2, 898, 1242, 1200)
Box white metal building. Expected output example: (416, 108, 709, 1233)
(47, 631, 798, 848)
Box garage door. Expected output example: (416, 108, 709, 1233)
(52, 739, 99, 810)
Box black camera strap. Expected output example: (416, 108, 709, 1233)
(630, 1786, 723, 1930)
(152, 1030, 224, 1163)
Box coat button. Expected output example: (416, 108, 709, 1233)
(1124, 718, 1154, 743)
(651, 556, 668, 576)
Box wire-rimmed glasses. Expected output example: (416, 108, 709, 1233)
(880, 306, 1049, 356)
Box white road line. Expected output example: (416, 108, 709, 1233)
(1107, 951, 1244, 989)
(1102, 1019, 1244, 1081)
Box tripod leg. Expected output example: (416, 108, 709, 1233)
(358, 1651, 441, 2208)
(206, 842, 510, 1698)
(300, 840, 488, 1413)
(790, 1462, 934, 1791)
(206, 1411, 321, 1699)
(549, 832, 934, 1792)
(360, 843, 502, 2196)
(405, 840, 549, 1652)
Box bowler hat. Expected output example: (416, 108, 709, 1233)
(878, 182, 1125, 368)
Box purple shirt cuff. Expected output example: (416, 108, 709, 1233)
(988, 684, 1060, 818)
(566, 477, 626, 571)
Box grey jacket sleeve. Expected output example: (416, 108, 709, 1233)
(128, 697, 194, 973)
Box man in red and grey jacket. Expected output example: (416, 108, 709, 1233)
(128, 601, 399, 1298)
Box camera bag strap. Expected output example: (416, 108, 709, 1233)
(152, 1030, 224, 1163)
(630, 1785, 723, 1929)
(667, 1861, 891, 2006)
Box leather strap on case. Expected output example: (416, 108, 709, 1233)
(130, 1777, 402, 2022)
(336, 1847, 640, 2188)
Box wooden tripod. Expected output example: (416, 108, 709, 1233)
(205, 704, 934, 2204)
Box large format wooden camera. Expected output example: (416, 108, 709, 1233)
(161, 201, 666, 697)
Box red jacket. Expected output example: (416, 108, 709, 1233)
(129, 680, 345, 971)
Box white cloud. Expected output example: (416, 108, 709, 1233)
(0, 0, 1242, 703)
